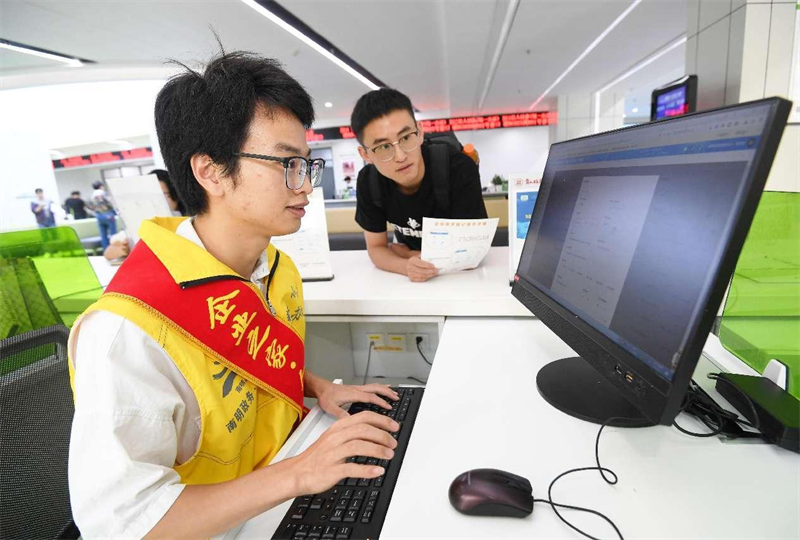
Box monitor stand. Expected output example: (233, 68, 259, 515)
(537, 357, 652, 427)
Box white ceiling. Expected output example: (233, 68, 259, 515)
(0, 0, 688, 124)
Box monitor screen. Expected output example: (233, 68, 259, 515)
(654, 86, 688, 119)
(513, 99, 789, 424)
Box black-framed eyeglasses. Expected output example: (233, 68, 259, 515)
(235, 153, 326, 190)
(367, 130, 421, 162)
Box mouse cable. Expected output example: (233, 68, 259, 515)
(534, 417, 625, 540)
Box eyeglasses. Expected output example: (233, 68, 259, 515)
(235, 153, 326, 190)
(367, 130, 420, 162)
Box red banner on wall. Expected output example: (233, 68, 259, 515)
(52, 147, 153, 169)
(305, 111, 556, 142)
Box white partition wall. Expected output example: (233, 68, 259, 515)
(687, 0, 799, 192)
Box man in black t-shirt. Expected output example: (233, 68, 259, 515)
(352, 88, 487, 282)
(64, 191, 90, 220)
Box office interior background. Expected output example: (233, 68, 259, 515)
(2, 0, 797, 232)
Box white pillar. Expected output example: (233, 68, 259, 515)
(555, 93, 595, 143)
(687, 0, 798, 191)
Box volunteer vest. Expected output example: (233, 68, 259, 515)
(69, 217, 306, 485)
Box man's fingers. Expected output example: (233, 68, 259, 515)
(363, 384, 399, 401)
(328, 405, 349, 420)
(337, 440, 395, 463)
(336, 410, 399, 433)
(409, 257, 436, 269)
(340, 463, 385, 480)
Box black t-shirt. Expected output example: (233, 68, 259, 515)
(64, 198, 88, 220)
(355, 144, 487, 250)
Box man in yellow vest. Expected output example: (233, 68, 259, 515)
(68, 51, 400, 538)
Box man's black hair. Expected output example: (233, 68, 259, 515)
(34, 188, 43, 194)
(350, 88, 415, 144)
(150, 168, 187, 216)
(154, 50, 315, 216)
(71, 191, 81, 196)
(92, 181, 103, 190)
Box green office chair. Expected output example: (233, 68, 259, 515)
(0, 325, 80, 539)
(719, 191, 800, 399)
(0, 227, 103, 328)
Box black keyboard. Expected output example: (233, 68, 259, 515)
(273, 386, 425, 540)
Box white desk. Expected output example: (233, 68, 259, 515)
(236, 318, 800, 540)
(91, 247, 532, 318)
(303, 248, 531, 318)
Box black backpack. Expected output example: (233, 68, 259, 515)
(368, 132, 463, 216)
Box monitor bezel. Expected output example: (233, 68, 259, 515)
(650, 74, 698, 121)
(512, 97, 792, 425)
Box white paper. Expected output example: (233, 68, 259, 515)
(421, 217, 498, 273)
(508, 174, 541, 283)
(270, 187, 334, 281)
(105, 174, 174, 245)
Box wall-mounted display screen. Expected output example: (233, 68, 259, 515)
(651, 75, 697, 121)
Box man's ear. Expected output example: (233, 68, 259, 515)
(190, 154, 227, 199)
(357, 145, 372, 165)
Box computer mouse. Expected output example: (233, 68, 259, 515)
(449, 468, 534, 518)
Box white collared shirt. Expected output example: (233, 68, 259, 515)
(68, 219, 271, 539)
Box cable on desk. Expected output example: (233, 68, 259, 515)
(672, 374, 763, 439)
(706, 373, 761, 431)
(362, 341, 375, 386)
(416, 337, 432, 366)
(536, 417, 625, 540)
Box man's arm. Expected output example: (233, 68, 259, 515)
(146, 409, 397, 539)
(364, 231, 438, 282)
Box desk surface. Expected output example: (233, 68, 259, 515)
(236, 318, 800, 540)
(383, 318, 800, 539)
(304, 247, 529, 317)
(91, 247, 532, 318)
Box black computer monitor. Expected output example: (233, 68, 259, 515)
(651, 75, 698, 121)
(511, 98, 791, 427)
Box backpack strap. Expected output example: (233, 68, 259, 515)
(426, 143, 451, 215)
(367, 165, 384, 210)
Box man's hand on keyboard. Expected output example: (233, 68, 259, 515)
(315, 382, 400, 420)
(288, 412, 399, 496)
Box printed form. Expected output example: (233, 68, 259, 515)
(421, 217, 499, 273)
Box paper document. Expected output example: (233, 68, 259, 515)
(105, 174, 174, 245)
(270, 188, 334, 281)
(421, 217, 498, 273)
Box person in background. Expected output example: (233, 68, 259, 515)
(30, 188, 56, 228)
(64, 191, 90, 220)
(89, 181, 117, 250)
(102, 169, 187, 260)
(342, 175, 356, 199)
(151, 168, 187, 216)
(69, 50, 399, 538)
(351, 88, 487, 282)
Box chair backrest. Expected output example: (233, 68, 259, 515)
(0, 325, 78, 539)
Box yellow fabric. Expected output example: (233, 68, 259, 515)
(69, 217, 307, 485)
